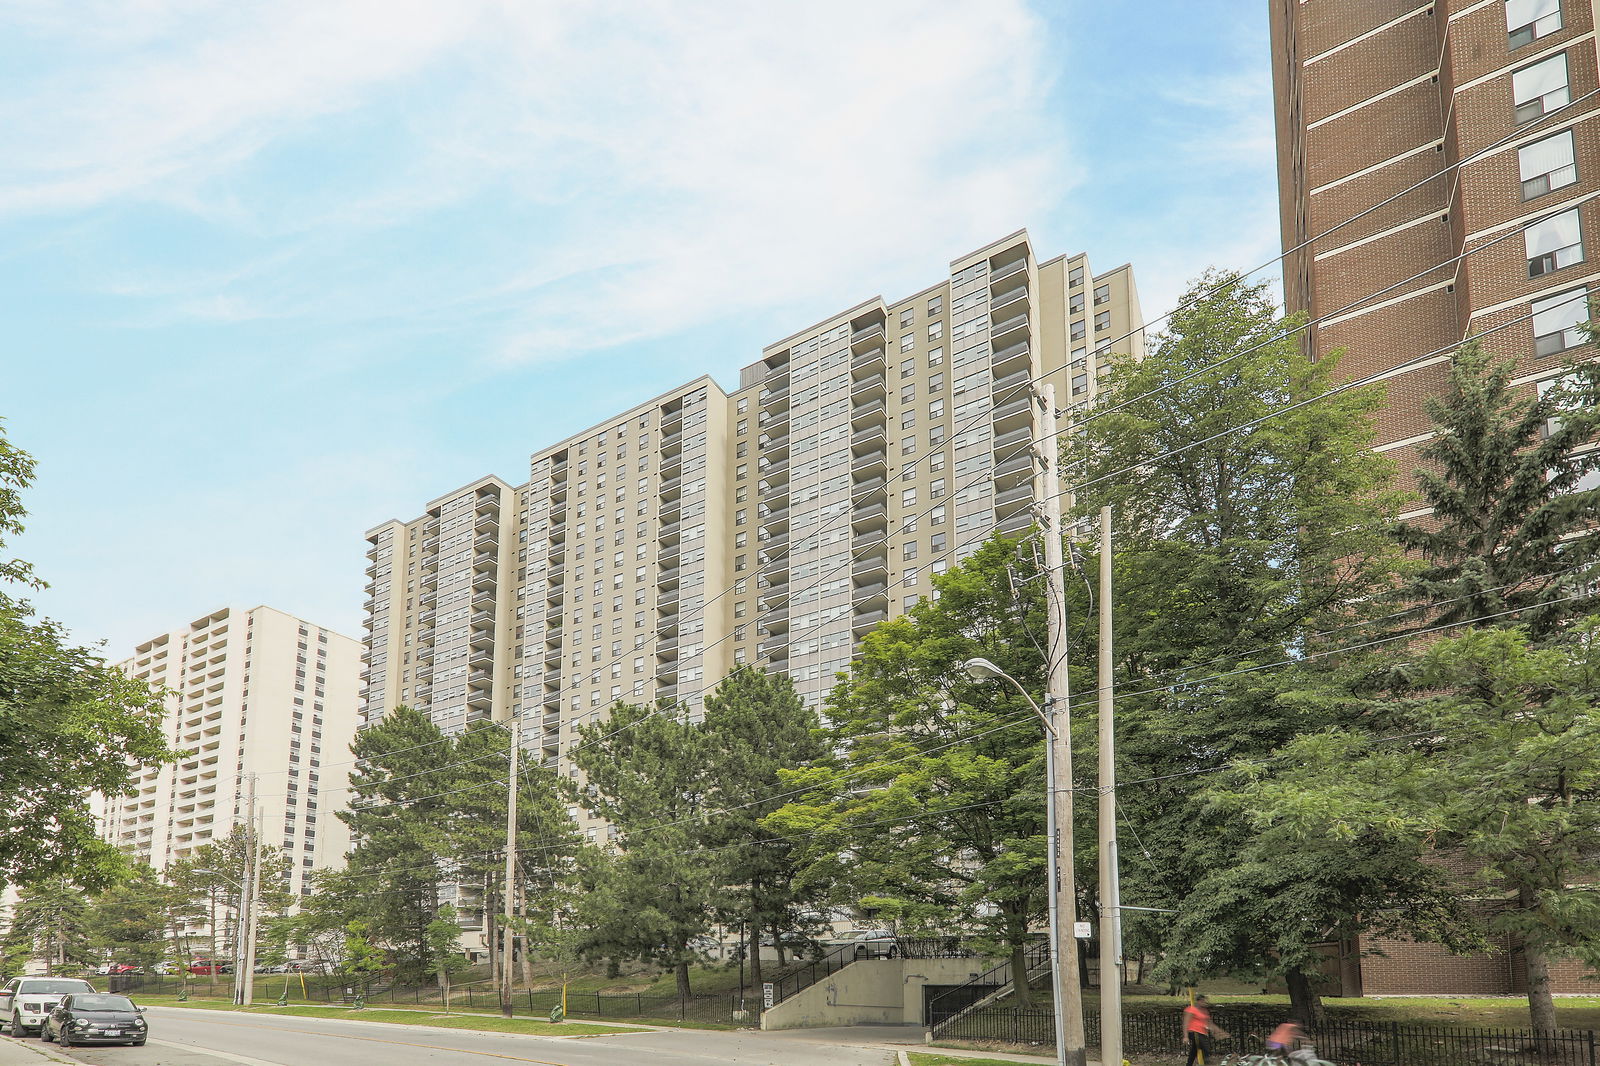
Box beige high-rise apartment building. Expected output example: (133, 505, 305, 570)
(360, 231, 1142, 836)
(96, 606, 363, 898)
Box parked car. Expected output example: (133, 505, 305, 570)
(41, 993, 148, 1048)
(107, 964, 143, 976)
(0, 977, 97, 1037)
(187, 958, 232, 975)
(149, 962, 178, 975)
(845, 930, 899, 960)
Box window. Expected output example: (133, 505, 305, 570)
(1073, 372, 1090, 395)
(900, 308, 915, 328)
(900, 332, 916, 352)
(736, 442, 748, 458)
(1527, 208, 1584, 276)
(931, 505, 946, 526)
(900, 358, 916, 379)
(1519, 130, 1577, 199)
(1513, 52, 1570, 124)
(901, 437, 917, 455)
(929, 425, 947, 447)
(1532, 287, 1590, 355)
(929, 372, 944, 392)
(928, 295, 943, 315)
(737, 419, 748, 435)
(901, 487, 917, 508)
(1095, 310, 1111, 332)
(1507, 0, 1561, 48)
(931, 477, 946, 499)
(902, 542, 918, 561)
(736, 508, 747, 525)
(901, 461, 917, 482)
(928, 399, 945, 420)
(1094, 283, 1111, 306)
(902, 568, 919, 587)
(901, 383, 916, 403)
(928, 347, 944, 368)
(931, 532, 947, 554)
(1068, 265, 1085, 287)
(1070, 292, 1084, 314)
(1070, 320, 1086, 341)
(900, 410, 916, 430)
(928, 320, 945, 341)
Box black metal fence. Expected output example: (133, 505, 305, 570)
(925, 938, 1049, 1028)
(934, 1005, 1600, 1066)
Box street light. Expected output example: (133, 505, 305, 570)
(193, 868, 250, 1005)
(962, 656, 1075, 1066)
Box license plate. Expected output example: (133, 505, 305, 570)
(93, 1029, 123, 1036)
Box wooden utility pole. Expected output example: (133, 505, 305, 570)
(500, 717, 520, 1018)
(1036, 383, 1088, 1066)
(1097, 506, 1124, 1066)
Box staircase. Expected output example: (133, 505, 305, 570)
(926, 939, 1052, 1036)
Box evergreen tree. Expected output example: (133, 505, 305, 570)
(700, 667, 827, 995)
(85, 865, 170, 969)
(1397, 342, 1600, 640)
(3, 879, 91, 973)
(570, 700, 712, 998)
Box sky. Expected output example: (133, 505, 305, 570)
(1, 0, 1281, 655)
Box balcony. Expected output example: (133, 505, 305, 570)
(852, 475, 886, 499)
(852, 608, 888, 632)
(759, 510, 789, 535)
(474, 494, 499, 516)
(851, 449, 887, 476)
(990, 257, 1027, 284)
(851, 504, 888, 532)
(546, 565, 565, 585)
(760, 639, 789, 662)
(419, 609, 437, 626)
(997, 509, 1034, 535)
(993, 394, 1032, 427)
(656, 636, 680, 656)
(758, 408, 789, 432)
(757, 532, 789, 557)
(466, 688, 492, 709)
(759, 610, 789, 634)
(760, 432, 790, 457)
(850, 399, 886, 427)
(850, 373, 885, 401)
(994, 425, 1033, 451)
(849, 321, 886, 351)
(658, 519, 682, 543)
(994, 451, 1034, 480)
(422, 535, 440, 552)
(852, 532, 888, 558)
(759, 584, 789, 611)
(993, 339, 1031, 369)
(761, 555, 789, 580)
(853, 552, 888, 579)
(993, 368, 1032, 398)
(851, 347, 886, 376)
(991, 311, 1029, 342)
(759, 381, 791, 406)
(853, 581, 888, 603)
(473, 550, 497, 572)
(991, 283, 1029, 314)
(996, 482, 1034, 510)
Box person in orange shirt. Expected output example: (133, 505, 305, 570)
(1182, 995, 1229, 1066)
(1266, 1019, 1306, 1059)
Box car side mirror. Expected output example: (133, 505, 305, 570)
(138, 1007, 147, 1013)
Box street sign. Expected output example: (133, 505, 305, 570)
(762, 982, 775, 1008)
(1074, 921, 1092, 939)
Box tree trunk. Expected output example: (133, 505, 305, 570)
(515, 874, 532, 990)
(675, 958, 692, 999)
(1010, 941, 1035, 1007)
(1285, 966, 1325, 1027)
(748, 923, 763, 1007)
(1525, 942, 1558, 1040)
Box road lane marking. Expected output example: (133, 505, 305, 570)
(149, 1018, 573, 1065)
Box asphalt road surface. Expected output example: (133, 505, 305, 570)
(20, 1007, 902, 1066)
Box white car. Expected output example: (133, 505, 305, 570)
(0, 977, 97, 1037)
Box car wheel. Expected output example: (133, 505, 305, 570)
(40, 1022, 51, 1043)
(12, 1013, 28, 1039)
(58, 1028, 70, 1048)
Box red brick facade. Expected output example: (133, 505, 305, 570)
(1269, 0, 1600, 995)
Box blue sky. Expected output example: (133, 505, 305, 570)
(2, 0, 1280, 653)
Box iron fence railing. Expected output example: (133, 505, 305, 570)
(934, 1004, 1600, 1066)
(925, 938, 1050, 1029)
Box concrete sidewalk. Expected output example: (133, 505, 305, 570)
(0, 1038, 73, 1066)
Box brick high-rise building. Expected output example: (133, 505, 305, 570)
(1270, 0, 1599, 995)
(360, 230, 1144, 843)
(1271, 0, 1598, 489)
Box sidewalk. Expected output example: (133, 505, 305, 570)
(0, 1039, 73, 1066)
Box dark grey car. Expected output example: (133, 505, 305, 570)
(41, 993, 148, 1047)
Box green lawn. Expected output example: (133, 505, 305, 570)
(909, 1056, 1048, 1066)
(137, 998, 639, 1037)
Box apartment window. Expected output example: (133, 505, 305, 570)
(931, 505, 946, 525)
(736, 442, 748, 458)
(1519, 130, 1577, 199)
(1070, 292, 1085, 314)
(929, 399, 945, 420)
(734, 601, 747, 618)
(1527, 208, 1584, 276)
(929, 372, 944, 392)
(735, 555, 747, 572)
(931, 477, 946, 498)
(1513, 52, 1570, 124)
(737, 419, 748, 435)
(900, 332, 916, 352)
(1070, 320, 1087, 341)
(900, 307, 915, 328)
(735, 531, 748, 548)
(902, 568, 919, 588)
(1068, 265, 1085, 287)
(901, 383, 916, 403)
(737, 464, 748, 479)
(1094, 284, 1111, 306)
(1073, 372, 1090, 395)
(737, 397, 749, 414)
(901, 461, 917, 482)
(901, 436, 917, 455)
(1507, 0, 1561, 48)
(931, 531, 947, 554)
(929, 425, 947, 447)
(902, 542, 918, 561)
(928, 347, 944, 368)
(900, 410, 916, 430)
(928, 320, 944, 342)
(1095, 310, 1111, 332)
(736, 508, 747, 525)
(901, 487, 917, 508)
(900, 358, 916, 379)
(927, 295, 943, 315)
(1532, 287, 1590, 355)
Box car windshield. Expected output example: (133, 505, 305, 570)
(70, 995, 135, 1012)
(21, 981, 93, 994)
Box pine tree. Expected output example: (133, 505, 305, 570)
(1398, 341, 1600, 640)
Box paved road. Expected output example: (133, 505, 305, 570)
(10, 1007, 902, 1066)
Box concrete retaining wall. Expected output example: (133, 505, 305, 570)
(759, 957, 992, 1030)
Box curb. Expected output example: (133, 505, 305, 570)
(0, 1038, 77, 1065)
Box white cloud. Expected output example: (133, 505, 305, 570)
(1, 0, 1067, 358)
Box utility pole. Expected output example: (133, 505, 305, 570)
(232, 773, 256, 1005)
(1097, 506, 1124, 1066)
(500, 716, 520, 1019)
(1036, 383, 1088, 1066)
(243, 795, 262, 1005)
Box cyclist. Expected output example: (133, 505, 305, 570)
(1265, 1019, 1306, 1060)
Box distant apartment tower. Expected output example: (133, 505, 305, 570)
(97, 606, 362, 897)
(360, 231, 1142, 823)
(1270, 0, 1598, 483)
(1269, 0, 1599, 995)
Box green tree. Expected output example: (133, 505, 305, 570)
(3, 879, 92, 974)
(571, 700, 712, 998)
(1233, 622, 1600, 1038)
(425, 904, 469, 1011)
(700, 668, 827, 994)
(85, 865, 171, 970)
(0, 421, 172, 890)
(770, 533, 1059, 1005)
(340, 920, 387, 996)
(1066, 271, 1410, 1021)
(1397, 342, 1600, 640)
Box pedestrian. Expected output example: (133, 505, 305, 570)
(1266, 1019, 1306, 1060)
(1182, 994, 1229, 1066)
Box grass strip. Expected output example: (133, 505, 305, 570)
(140, 998, 639, 1037)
